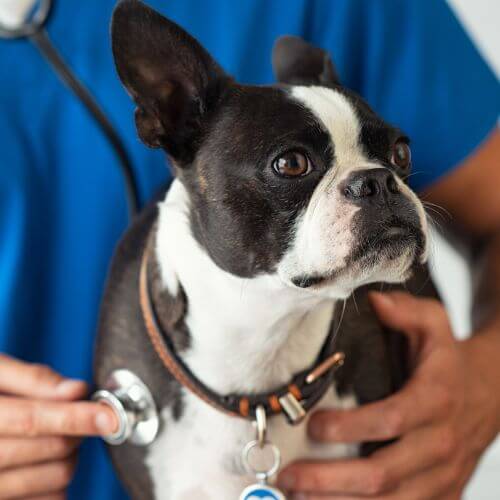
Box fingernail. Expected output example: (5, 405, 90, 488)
(95, 410, 116, 435)
(277, 471, 296, 490)
(291, 494, 307, 500)
(56, 379, 86, 396)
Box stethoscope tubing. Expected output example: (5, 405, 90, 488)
(0, 0, 140, 220)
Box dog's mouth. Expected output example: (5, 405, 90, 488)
(362, 221, 424, 256)
(292, 218, 425, 290)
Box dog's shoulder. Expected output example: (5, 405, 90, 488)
(94, 183, 185, 406)
(94, 195, 159, 379)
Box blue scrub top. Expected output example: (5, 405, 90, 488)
(0, 1, 498, 499)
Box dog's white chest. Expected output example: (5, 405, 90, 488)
(146, 388, 358, 500)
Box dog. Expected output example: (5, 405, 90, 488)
(94, 1, 438, 498)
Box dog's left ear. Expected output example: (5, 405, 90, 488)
(112, 0, 230, 161)
(272, 36, 339, 86)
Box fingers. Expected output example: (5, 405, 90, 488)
(283, 421, 458, 495)
(278, 459, 398, 496)
(0, 437, 80, 470)
(0, 355, 87, 401)
(309, 295, 456, 445)
(0, 397, 118, 437)
(381, 461, 463, 500)
(0, 456, 76, 499)
(368, 424, 458, 483)
(308, 377, 448, 443)
(282, 457, 463, 500)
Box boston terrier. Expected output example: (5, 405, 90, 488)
(94, 1, 438, 498)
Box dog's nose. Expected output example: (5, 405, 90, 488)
(341, 168, 400, 204)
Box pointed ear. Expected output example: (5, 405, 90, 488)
(111, 0, 229, 160)
(272, 36, 339, 87)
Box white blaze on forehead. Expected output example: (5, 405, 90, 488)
(291, 86, 364, 167)
(275, 85, 369, 294)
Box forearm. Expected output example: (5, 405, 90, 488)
(471, 230, 500, 332)
(465, 229, 500, 434)
(422, 129, 500, 333)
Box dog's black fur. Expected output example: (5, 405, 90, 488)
(94, 1, 439, 497)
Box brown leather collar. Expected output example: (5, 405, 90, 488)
(139, 241, 345, 424)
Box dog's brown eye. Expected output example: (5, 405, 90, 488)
(391, 141, 411, 170)
(273, 151, 311, 177)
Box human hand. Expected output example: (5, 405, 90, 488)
(0, 354, 118, 500)
(277, 291, 500, 499)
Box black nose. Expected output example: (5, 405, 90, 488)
(341, 168, 400, 204)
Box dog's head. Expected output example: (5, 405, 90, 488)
(112, 0, 428, 299)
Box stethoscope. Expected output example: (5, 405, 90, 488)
(0, 0, 139, 219)
(0, 0, 159, 446)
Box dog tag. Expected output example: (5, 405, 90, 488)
(239, 483, 286, 500)
(240, 439, 286, 500)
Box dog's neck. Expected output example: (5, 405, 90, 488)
(155, 180, 337, 395)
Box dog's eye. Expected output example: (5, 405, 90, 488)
(273, 151, 312, 177)
(391, 141, 411, 170)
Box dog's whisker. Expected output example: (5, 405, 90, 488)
(351, 289, 360, 316)
(421, 198, 452, 219)
(422, 202, 452, 221)
(401, 170, 424, 182)
(332, 298, 347, 347)
(425, 210, 446, 235)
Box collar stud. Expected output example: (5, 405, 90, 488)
(278, 392, 307, 424)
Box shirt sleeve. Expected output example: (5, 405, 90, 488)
(309, 0, 500, 192)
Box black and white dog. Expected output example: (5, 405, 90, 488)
(95, 1, 437, 498)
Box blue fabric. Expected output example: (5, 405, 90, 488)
(0, 1, 497, 499)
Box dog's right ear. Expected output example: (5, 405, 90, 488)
(112, 0, 229, 161)
(272, 36, 339, 87)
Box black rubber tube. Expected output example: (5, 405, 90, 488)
(29, 29, 140, 220)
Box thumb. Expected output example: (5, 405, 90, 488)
(368, 291, 448, 352)
(368, 291, 420, 332)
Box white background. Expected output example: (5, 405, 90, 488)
(435, 2, 499, 498)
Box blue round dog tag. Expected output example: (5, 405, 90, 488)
(239, 483, 286, 500)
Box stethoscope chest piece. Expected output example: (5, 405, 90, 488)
(92, 369, 159, 446)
